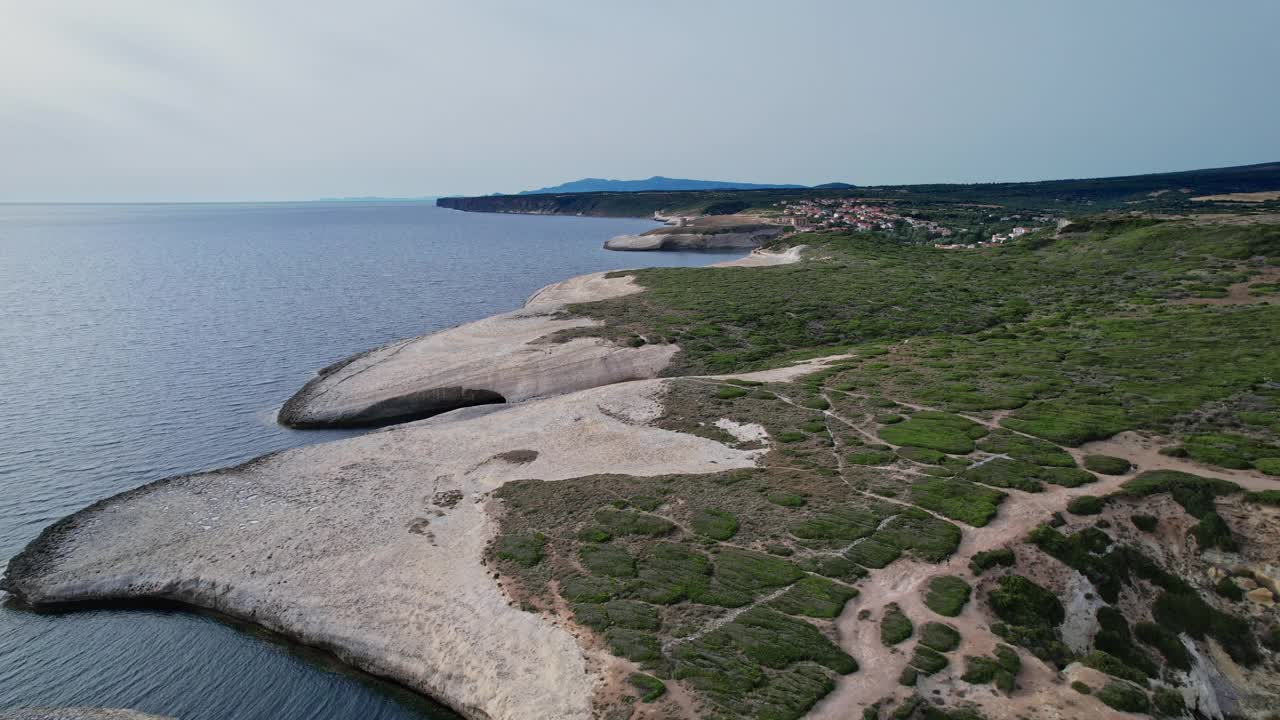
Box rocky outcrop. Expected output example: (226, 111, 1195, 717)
(277, 272, 676, 428)
(2, 381, 761, 720)
(603, 216, 784, 252)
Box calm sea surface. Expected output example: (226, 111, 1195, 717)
(0, 201, 735, 718)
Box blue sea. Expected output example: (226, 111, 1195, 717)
(0, 201, 735, 718)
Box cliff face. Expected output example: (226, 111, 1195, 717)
(436, 193, 646, 217)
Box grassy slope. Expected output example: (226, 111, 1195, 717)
(489, 216, 1280, 719)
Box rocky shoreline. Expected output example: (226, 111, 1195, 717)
(603, 216, 785, 252)
(2, 248, 807, 720)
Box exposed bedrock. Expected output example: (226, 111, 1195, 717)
(2, 380, 762, 720)
(603, 216, 784, 252)
(277, 271, 676, 429)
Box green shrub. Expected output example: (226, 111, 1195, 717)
(897, 446, 946, 464)
(1083, 454, 1132, 475)
(797, 555, 867, 583)
(1134, 622, 1191, 670)
(629, 673, 666, 702)
(777, 431, 807, 443)
(1002, 401, 1129, 447)
(880, 603, 914, 646)
(495, 532, 547, 567)
(580, 544, 637, 577)
(879, 414, 985, 454)
(846, 538, 901, 568)
(847, 449, 898, 466)
(631, 543, 709, 604)
(1152, 590, 1258, 666)
(692, 508, 739, 540)
(606, 628, 662, 661)
(963, 457, 1044, 492)
(1071, 680, 1092, 694)
(1246, 489, 1280, 505)
(799, 419, 828, 433)
(1131, 514, 1158, 532)
(924, 576, 971, 617)
(1081, 650, 1147, 684)
(1256, 457, 1280, 476)
(961, 652, 1017, 693)
(1213, 576, 1244, 601)
(767, 491, 807, 507)
(920, 622, 960, 652)
(561, 575, 619, 603)
(1118, 471, 1241, 516)
(898, 666, 918, 687)
(572, 603, 610, 630)
(629, 495, 662, 511)
(715, 385, 749, 400)
(1151, 687, 1185, 717)
(790, 505, 881, 542)
(1183, 433, 1280, 470)
(977, 429, 1076, 467)
(1066, 495, 1106, 515)
(769, 576, 858, 618)
(802, 396, 830, 410)
(1096, 682, 1150, 714)
(873, 507, 963, 563)
(605, 599, 661, 630)
(987, 575, 1064, 628)
(1192, 511, 1237, 551)
(1039, 466, 1097, 487)
(909, 645, 948, 675)
(594, 508, 676, 537)
(877, 413, 905, 424)
(909, 477, 1006, 527)
(969, 547, 1016, 575)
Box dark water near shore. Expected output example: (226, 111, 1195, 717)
(0, 202, 736, 718)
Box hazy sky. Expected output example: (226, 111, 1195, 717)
(3, 1, 1278, 202)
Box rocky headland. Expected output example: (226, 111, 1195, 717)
(603, 216, 785, 252)
(6, 211, 1280, 720)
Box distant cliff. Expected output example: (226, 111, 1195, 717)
(436, 190, 788, 218)
(518, 176, 806, 194)
(437, 161, 1280, 218)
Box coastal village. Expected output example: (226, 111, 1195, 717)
(778, 199, 955, 237)
(777, 198, 1054, 249)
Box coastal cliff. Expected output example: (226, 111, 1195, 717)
(277, 271, 677, 428)
(7, 213, 1280, 720)
(603, 216, 784, 252)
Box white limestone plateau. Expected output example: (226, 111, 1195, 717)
(603, 216, 784, 252)
(2, 247, 814, 720)
(2, 380, 762, 720)
(277, 271, 676, 428)
(278, 246, 805, 429)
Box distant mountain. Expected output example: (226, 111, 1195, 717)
(811, 182, 857, 190)
(518, 176, 808, 195)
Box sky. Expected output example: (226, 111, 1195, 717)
(2, 0, 1278, 202)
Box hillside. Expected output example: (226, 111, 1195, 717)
(518, 176, 808, 195)
(438, 162, 1280, 218)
